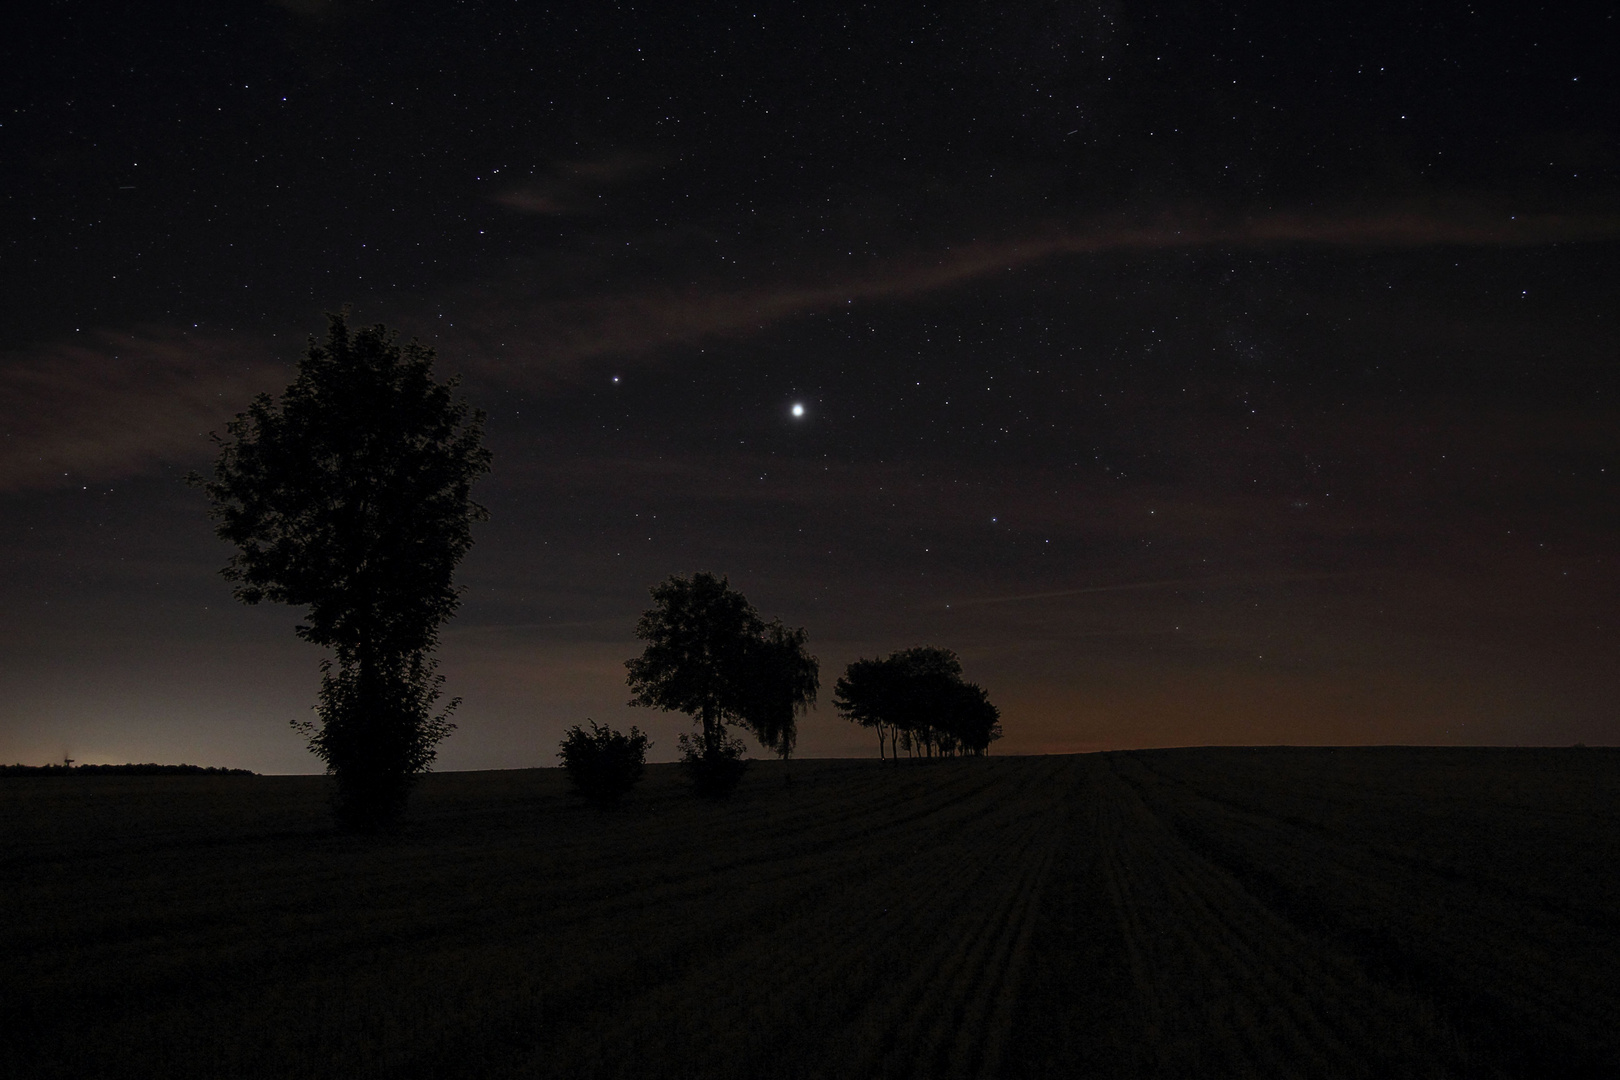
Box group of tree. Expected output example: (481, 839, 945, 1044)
(197, 313, 998, 826)
(625, 571, 819, 796)
(833, 647, 1002, 759)
(610, 575, 998, 795)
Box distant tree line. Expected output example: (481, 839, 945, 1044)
(557, 569, 997, 806)
(833, 647, 1002, 759)
(562, 573, 1003, 804)
(0, 763, 258, 777)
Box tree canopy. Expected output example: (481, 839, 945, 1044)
(196, 312, 491, 827)
(833, 647, 1001, 759)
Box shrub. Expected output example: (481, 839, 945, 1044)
(558, 721, 650, 807)
(677, 731, 749, 798)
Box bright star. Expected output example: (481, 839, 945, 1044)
(791, 403, 805, 417)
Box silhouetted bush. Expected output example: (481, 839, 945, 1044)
(677, 732, 749, 798)
(558, 721, 651, 806)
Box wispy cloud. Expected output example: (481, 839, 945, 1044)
(6, 202, 1610, 493)
(463, 205, 1620, 379)
(492, 151, 665, 217)
(0, 329, 283, 492)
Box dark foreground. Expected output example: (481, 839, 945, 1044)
(4, 749, 1617, 1078)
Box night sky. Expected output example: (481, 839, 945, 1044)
(3, 2, 1616, 772)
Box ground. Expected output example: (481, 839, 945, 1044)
(4, 749, 1617, 1078)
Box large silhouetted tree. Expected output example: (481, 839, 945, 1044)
(195, 312, 491, 828)
(625, 572, 818, 793)
(834, 647, 1001, 759)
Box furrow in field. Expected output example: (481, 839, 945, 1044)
(11, 763, 1006, 1080)
(484, 759, 1061, 1079)
(1120, 754, 1611, 1043)
(870, 805, 1055, 1078)
(1108, 766, 1370, 1070)
(23, 753, 1609, 1080)
(1118, 750, 1620, 1075)
(759, 758, 1071, 1080)
(773, 757, 1071, 1080)
(1090, 755, 1475, 1078)
(951, 818, 1059, 1080)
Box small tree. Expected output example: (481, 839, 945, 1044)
(830, 656, 903, 759)
(737, 621, 820, 761)
(558, 721, 651, 807)
(887, 646, 964, 758)
(942, 680, 1002, 756)
(625, 572, 818, 795)
(194, 311, 491, 829)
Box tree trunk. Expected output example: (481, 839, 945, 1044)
(701, 704, 720, 755)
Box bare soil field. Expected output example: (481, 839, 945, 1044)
(4, 749, 1617, 1078)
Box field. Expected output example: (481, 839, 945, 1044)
(4, 749, 1618, 1078)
